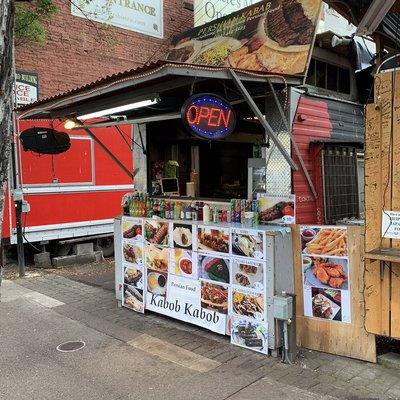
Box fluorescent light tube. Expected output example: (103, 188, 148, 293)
(78, 99, 159, 120)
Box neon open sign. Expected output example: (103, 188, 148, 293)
(182, 94, 236, 139)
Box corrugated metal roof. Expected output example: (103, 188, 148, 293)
(15, 60, 169, 112)
(16, 60, 297, 116)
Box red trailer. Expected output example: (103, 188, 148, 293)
(3, 119, 133, 255)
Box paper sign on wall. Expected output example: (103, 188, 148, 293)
(300, 226, 351, 324)
(382, 211, 400, 239)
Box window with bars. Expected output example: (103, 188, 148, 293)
(322, 145, 360, 223)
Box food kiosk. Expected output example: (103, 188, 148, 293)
(17, 0, 336, 359)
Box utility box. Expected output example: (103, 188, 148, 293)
(273, 295, 293, 320)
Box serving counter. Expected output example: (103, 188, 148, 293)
(114, 217, 293, 354)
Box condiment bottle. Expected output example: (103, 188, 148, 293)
(174, 202, 180, 220)
(185, 203, 193, 220)
(213, 207, 218, 223)
(192, 202, 198, 221)
(203, 204, 210, 222)
(198, 202, 204, 221)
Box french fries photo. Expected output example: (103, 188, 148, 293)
(305, 228, 348, 257)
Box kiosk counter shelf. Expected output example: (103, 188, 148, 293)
(114, 216, 293, 355)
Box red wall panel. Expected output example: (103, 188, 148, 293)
(293, 96, 332, 224)
(2, 119, 134, 240)
(92, 125, 133, 185)
(21, 138, 93, 184)
(23, 191, 126, 226)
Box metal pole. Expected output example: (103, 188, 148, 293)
(81, 126, 134, 180)
(229, 69, 298, 171)
(10, 133, 25, 277)
(15, 200, 25, 277)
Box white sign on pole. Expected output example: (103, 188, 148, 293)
(193, 0, 260, 26)
(71, 0, 163, 38)
(382, 211, 400, 239)
(15, 71, 39, 106)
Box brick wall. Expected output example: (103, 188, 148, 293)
(15, 0, 193, 99)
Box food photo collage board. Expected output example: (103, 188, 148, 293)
(300, 226, 351, 324)
(121, 216, 269, 354)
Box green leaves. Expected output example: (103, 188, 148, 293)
(15, 0, 57, 44)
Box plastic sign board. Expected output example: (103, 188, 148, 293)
(168, 0, 322, 76)
(181, 94, 236, 140)
(15, 70, 39, 106)
(71, 0, 163, 38)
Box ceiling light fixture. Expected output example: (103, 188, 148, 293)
(77, 98, 159, 120)
(64, 119, 78, 130)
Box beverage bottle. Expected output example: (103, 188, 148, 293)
(192, 202, 198, 221)
(128, 195, 133, 217)
(240, 200, 246, 224)
(198, 202, 204, 221)
(160, 200, 166, 219)
(203, 204, 210, 222)
(153, 199, 157, 217)
(230, 199, 236, 222)
(165, 201, 170, 219)
(174, 202, 180, 220)
(185, 204, 192, 220)
(213, 207, 218, 223)
(131, 195, 136, 217)
(180, 203, 185, 220)
(157, 200, 161, 217)
(170, 201, 175, 220)
(140, 195, 145, 217)
(146, 196, 151, 217)
(235, 199, 241, 223)
(222, 209, 227, 222)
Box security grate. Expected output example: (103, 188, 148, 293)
(264, 91, 292, 195)
(322, 146, 359, 224)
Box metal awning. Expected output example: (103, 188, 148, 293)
(17, 61, 321, 197)
(17, 61, 301, 120)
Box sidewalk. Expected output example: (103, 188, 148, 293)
(2, 273, 400, 399)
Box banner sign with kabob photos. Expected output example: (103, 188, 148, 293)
(121, 217, 146, 313)
(300, 226, 351, 324)
(120, 217, 270, 353)
(167, 0, 322, 76)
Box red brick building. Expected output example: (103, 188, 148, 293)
(15, 0, 194, 99)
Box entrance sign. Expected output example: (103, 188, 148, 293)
(71, 0, 163, 38)
(168, 0, 321, 76)
(15, 70, 39, 106)
(182, 94, 236, 139)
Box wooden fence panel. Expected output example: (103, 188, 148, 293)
(365, 70, 400, 339)
(293, 226, 376, 362)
